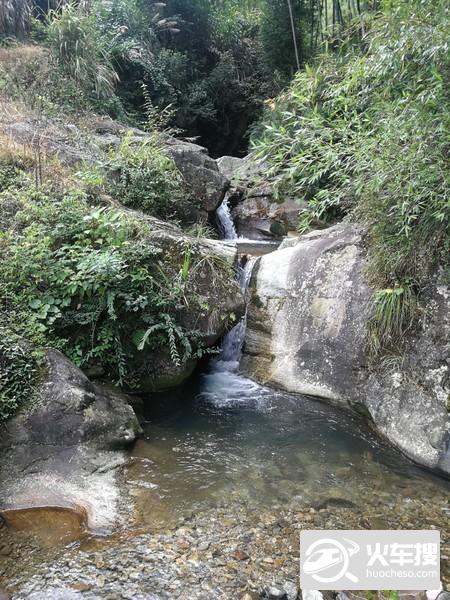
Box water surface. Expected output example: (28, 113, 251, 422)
(126, 368, 450, 529)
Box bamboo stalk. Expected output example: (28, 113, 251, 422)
(286, 0, 300, 71)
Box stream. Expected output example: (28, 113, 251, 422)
(0, 198, 448, 599)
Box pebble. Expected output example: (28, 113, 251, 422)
(264, 585, 288, 599)
(231, 548, 250, 561)
(0, 483, 448, 599)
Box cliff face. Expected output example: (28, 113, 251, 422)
(241, 224, 450, 476)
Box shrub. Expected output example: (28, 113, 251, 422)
(0, 326, 43, 420)
(251, 0, 450, 357)
(109, 132, 184, 220)
(0, 162, 28, 192)
(0, 185, 226, 390)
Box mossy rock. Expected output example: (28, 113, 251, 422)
(269, 220, 287, 238)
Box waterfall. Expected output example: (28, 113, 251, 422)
(216, 195, 237, 240)
(213, 258, 256, 373)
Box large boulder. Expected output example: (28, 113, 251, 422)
(165, 137, 228, 216)
(122, 213, 245, 391)
(241, 223, 450, 475)
(216, 155, 306, 240)
(0, 350, 141, 530)
(0, 350, 140, 467)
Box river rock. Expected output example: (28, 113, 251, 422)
(241, 223, 450, 476)
(283, 581, 299, 600)
(0, 350, 141, 530)
(263, 585, 288, 599)
(216, 154, 306, 240)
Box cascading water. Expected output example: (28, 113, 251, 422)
(216, 195, 237, 240)
(215, 193, 256, 371)
(213, 257, 256, 372)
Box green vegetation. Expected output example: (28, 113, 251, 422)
(0, 0, 448, 419)
(0, 181, 229, 411)
(0, 133, 234, 418)
(0, 326, 43, 420)
(110, 133, 184, 219)
(45, 2, 119, 100)
(252, 0, 449, 357)
(1, 0, 377, 155)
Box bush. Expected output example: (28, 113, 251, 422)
(109, 132, 184, 219)
(251, 0, 450, 357)
(0, 326, 43, 420)
(0, 181, 228, 391)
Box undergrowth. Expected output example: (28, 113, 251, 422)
(109, 132, 185, 219)
(0, 325, 44, 420)
(251, 0, 450, 358)
(0, 157, 233, 417)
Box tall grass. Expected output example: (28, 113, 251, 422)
(46, 2, 119, 98)
(251, 0, 449, 358)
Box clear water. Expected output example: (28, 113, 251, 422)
(127, 249, 449, 529)
(126, 368, 450, 529)
(216, 195, 238, 240)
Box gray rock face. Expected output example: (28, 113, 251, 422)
(0, 350, 141, 530)
(241, 223, 450, 475)
(166, 137, 228, 215)
(216, 154, 306, 240)
(0, 350, 140, 468)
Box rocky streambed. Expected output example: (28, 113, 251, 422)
(1, 371, 449, 599)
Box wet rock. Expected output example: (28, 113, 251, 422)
(314, 498, 357, 511)
(242, 224, 450, 476)
(216, 154, 305, 240)
(263, 585, 288, 599)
